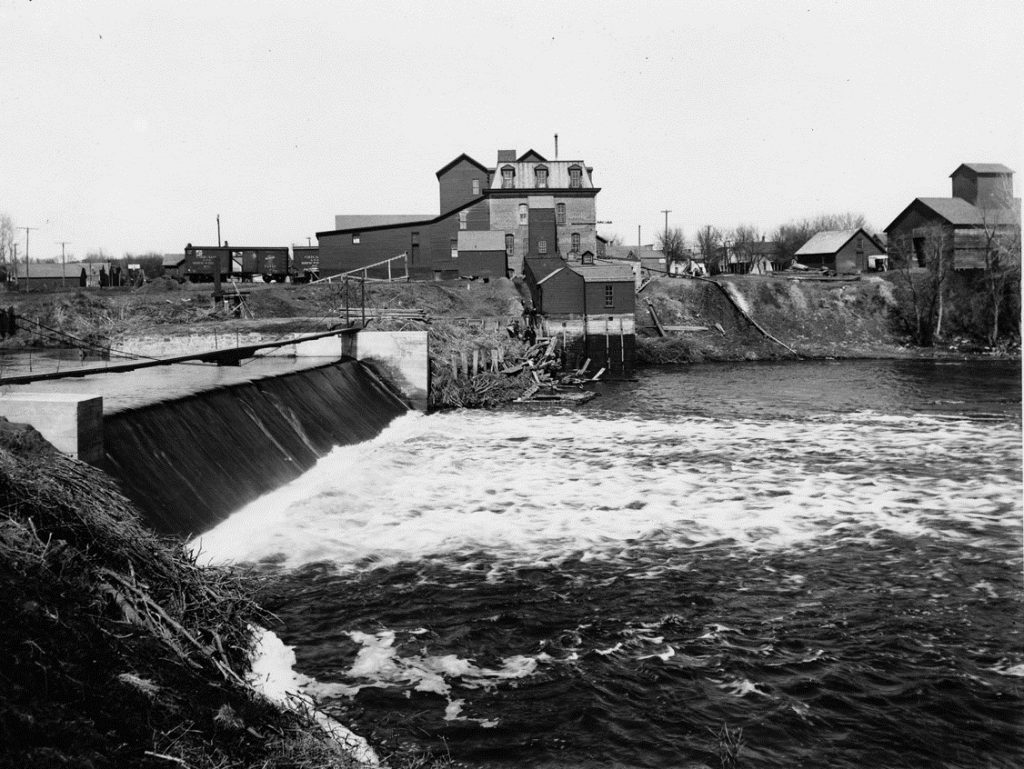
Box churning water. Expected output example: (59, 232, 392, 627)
(194, 359, 1023, 768)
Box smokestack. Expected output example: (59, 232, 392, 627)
(554, 133, 558, 159)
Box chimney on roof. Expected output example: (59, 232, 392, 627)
(497, 149, 516, 163)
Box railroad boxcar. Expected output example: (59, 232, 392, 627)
(183, 244, 290, 283)
(291, 246, 320, 282)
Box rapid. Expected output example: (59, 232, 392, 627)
(193, 358, 1023, 768)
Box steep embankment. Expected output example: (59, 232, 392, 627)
(0, 420, 360, 769)
(637, 274, 905, 362)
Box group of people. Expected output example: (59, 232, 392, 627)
(506, 317, 538, 345)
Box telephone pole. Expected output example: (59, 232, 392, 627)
(19, 226, 38, 293)
(661, 209, 671, 238)
(57, 241, 71, 288)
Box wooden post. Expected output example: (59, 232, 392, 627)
(605, 318, 610, 371)
(491, 349, 499, 372)
(472, 349, 479, 376)
(451, 353, 459, 379)
(460, 350, 468, 379)
(619, 317, 625, 369)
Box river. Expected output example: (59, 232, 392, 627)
(194, 358, 1023, 768)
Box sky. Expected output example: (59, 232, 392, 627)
(1, 0, 1022, 260)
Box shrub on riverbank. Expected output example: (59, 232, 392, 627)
(0, 419, 360, 768)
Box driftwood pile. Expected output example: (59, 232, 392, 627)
(433, 331, 602, 409)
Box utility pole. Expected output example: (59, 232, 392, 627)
(661, 210, 671, 239)
(19, 227, 38, 293)
(637, 225, 641, 259)
(661, 209, 672, 269)
(57, 241, 71, 288)
(217, 214, 221, 247)
(306, 237, 311, 246)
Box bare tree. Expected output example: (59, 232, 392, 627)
(696, 225, 723, 271)
(0, 212, 14, 265)
(656, 227, 687, 268)
(976, 186, 1022, 345)
(887, 225, 951, 346)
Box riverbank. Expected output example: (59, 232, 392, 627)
(0, 418, 370, 768)
(636, 274, 1020, 363)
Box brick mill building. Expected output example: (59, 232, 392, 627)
(316, 148, 602, 280)
(884, 164, 1021, 270)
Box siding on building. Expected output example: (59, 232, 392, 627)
(436, 154, 491, 215)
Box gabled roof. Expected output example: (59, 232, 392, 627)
(526, 257, 571, 286)
(795, 228, 879, 256)
(163, 254, 185, 267)
(568, 262, 635, 282)
(517, 149, 547, 163)
(885, 198, 1021, 231)
(457, 230, 507, 251)
(435, 152, 490, 178)
(951, 163, 1014, 176)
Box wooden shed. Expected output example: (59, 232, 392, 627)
(795, 228, 883, 273)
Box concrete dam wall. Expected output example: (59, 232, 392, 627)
(103, 360, 408, 537)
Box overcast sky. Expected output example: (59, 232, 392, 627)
(2, 0, 1022, 259)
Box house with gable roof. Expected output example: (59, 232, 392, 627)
(884, 164, 1021, 270)
(795, 228, 885, 273)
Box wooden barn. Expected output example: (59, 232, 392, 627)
(794, 228, 883, 273)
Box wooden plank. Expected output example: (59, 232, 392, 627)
(646, 301, 666, 337)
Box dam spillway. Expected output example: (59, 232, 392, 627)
(103, 359, 408, 535)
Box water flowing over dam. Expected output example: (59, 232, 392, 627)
(103, 360, 408, 536)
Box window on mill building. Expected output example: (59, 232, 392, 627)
(519, 204, 528, 225)
(556, 203, 566, 225)
(472, 178, 480, 195)
(459, 211, 468, 230)
(571, 232, 580, 253)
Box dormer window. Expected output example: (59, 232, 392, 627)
(568, 165, 582, 189)
(501, 165, 515, 189)
(534, 165, 548, 188)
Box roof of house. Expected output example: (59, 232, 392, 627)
(568, 262, 635, 282)
(435, 153, 491, 178)
(457, 230, 507, 251)
(951, 163, 1014, 176)
(490, 159, 595, 190)
(517, 149, 547, 163)
(163, 254, 185, 267)
(333, 214, 432, 230)
(526, 257, 572, 286)
(14, 262, 79, 279)
(795, 228, 880, 256)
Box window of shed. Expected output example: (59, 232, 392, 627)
(472, 179, 481, 195)
(519, 204, 528, 225)
(535, 166, 548, 188)
(604, 284, 614, 307)
(352, 233, 361, 244)
(569, 165, 582, 188)
(501, 166, 515, 189)
(556, 203, 566, 225)
(459, 211, 468, 230)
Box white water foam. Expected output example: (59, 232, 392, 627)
(192, 409, 1022, 573)
(247, 627, 379, 766)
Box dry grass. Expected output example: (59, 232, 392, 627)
(0, 419, 363, 768)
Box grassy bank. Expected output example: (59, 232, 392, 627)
(0, 419, 363, 768)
